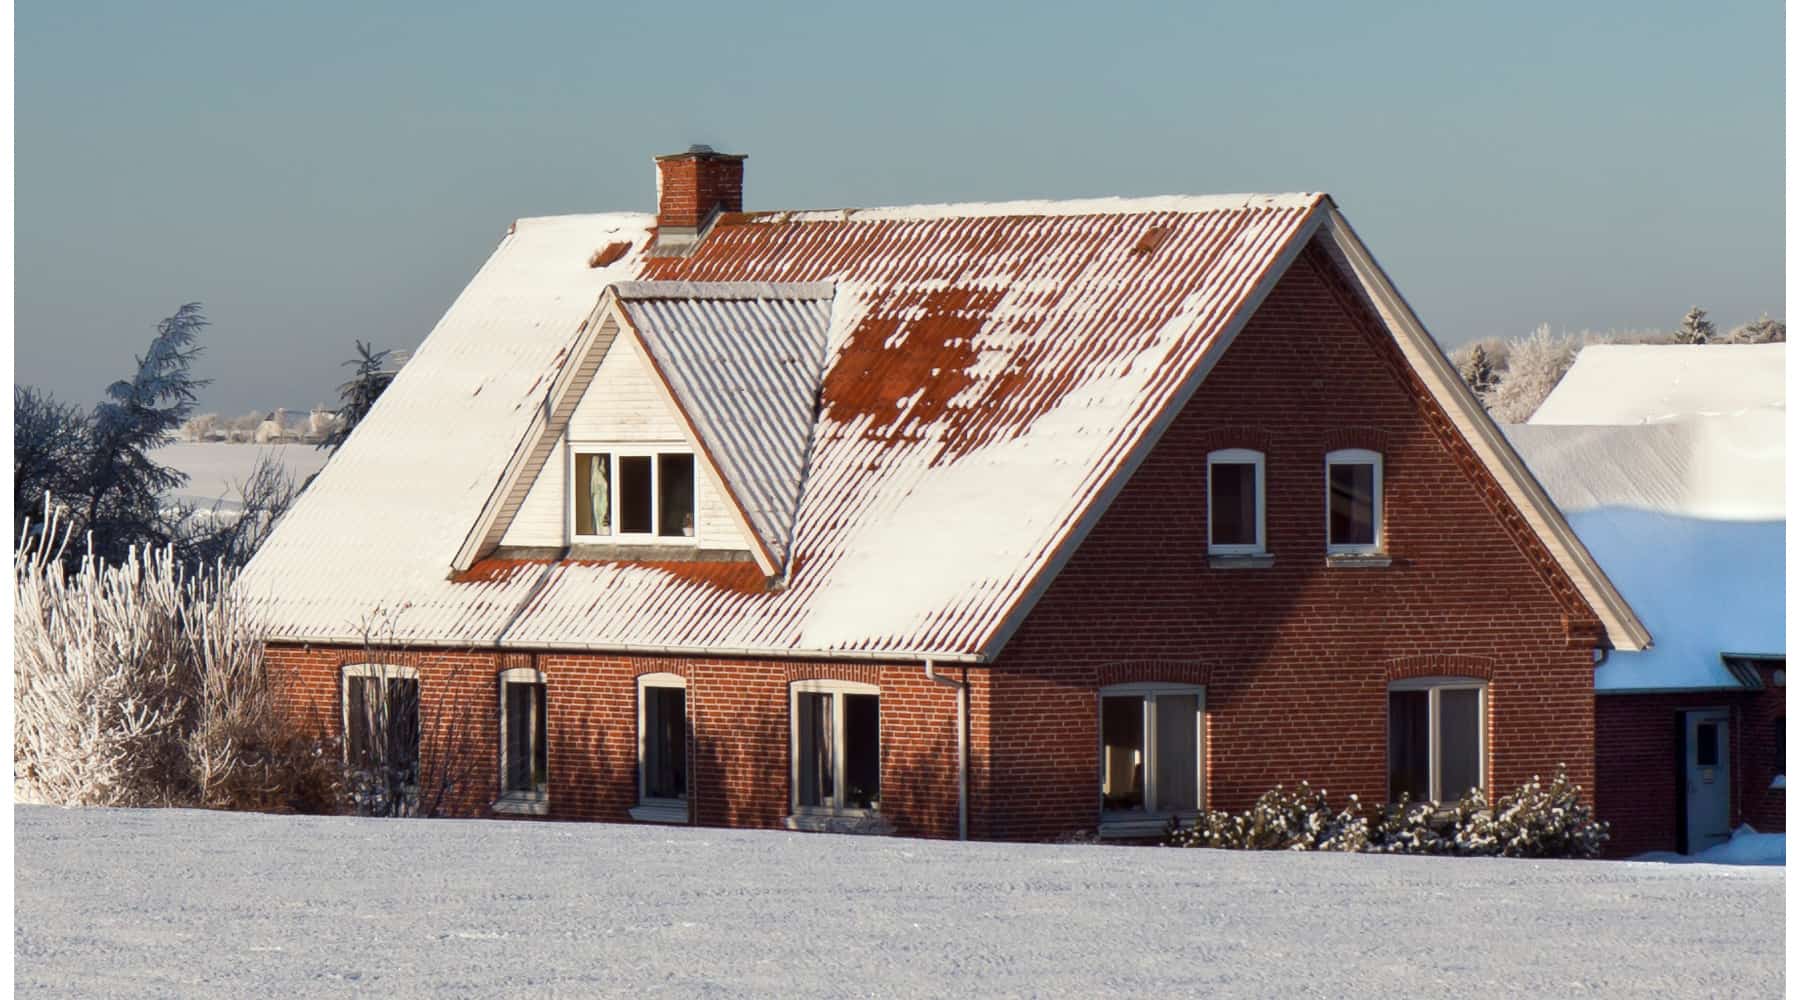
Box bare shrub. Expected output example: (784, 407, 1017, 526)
(14, 501, 343, 812)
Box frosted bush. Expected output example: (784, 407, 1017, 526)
(14, 502, 341, 811)
(1168, 767, 1605, 858)
(1488, 325, 1577, 423)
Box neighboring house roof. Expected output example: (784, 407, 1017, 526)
(1531, 343, 1786, 426)
(1509, 356, 1784, 692)
(238, 195, 1648, 659)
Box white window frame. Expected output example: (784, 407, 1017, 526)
(1206, 449, 1266, 555)
(788, 679, 882, 821)
(340, 662, 420, 765)
(495, 667, 548, 815)
(567, 442, 699, 545)
(1325, 448, 1384, 555)
(1097, 682, 1206, 837)
(632, 672, 690, 824)
(1388, 677, 1487, 802)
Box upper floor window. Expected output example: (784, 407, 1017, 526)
(1325, 449, 1383, 553)
(1207, 449, 1265, 555)
(571, 447, 696, 542)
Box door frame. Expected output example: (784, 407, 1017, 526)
(1677, 707, 1732, 855)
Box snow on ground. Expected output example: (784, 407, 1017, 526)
(149, 443, 331, 509)
(13, 807, 1785, 998)
(1634, 826, 1786, 867)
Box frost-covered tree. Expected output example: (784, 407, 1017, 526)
(14, 387, 91, 540)
(1673, 306, 1715, 345)
(1452, 341, 1502, 400)
(80, 304, 212, 565)
(1488, 324, 1576, 423)
(319, 341, 397, 455)
(1726, 314, 1785, 344)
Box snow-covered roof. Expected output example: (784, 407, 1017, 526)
(1531, 344, 1785, 426)
(240, 194, 1646, 659)
(1508, 411, 1784, 692)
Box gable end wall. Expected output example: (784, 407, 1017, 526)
(981, 245, 1600, 841)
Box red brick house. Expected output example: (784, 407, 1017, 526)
(240, 147, 1651, 841)
(1511, 345, 1785, 856)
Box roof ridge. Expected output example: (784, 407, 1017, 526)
(738, 192, 1326, 225)
(608, 280, 837, 301)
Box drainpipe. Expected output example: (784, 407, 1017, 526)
(924, 659, 968, 841)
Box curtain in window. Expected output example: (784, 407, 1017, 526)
(1437, 688, 1481, 800)
(1328, 463, 1376, 545)
(1210, 464, 1257, 545)
(588, 455, 610, 534)
(1154, 694, 1199, 812)
(1388, 690, 1430, 801)
(1101, 696, 1146, 811)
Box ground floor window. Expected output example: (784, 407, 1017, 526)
(498, 668, 548, 810)
(1388, 678, 1485, 803)
(342, 664, 421, 815)
(1099, 683, 1203, 831)
(634, 673, 689, 822)
(791, 680, 880, 816)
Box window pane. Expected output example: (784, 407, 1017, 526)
(1101, 695, 1146, 811)
(1154, 694, 1200, 813)
(796, 692, 832, 808)
(1388, 690, 1430, 802)
(618, 456, 653, 534)
(346, 676, 373, 768)
(504, 682, 534, 793)
(574, 453, 611, 535)
(1328, 462, 1376, 546)
(387, 678, 421, 782)
(1696, 722, 1719, 767)
(1210, 462, 1257, 546)
(658, 454, 696, 538)
(844, 694, 880, 809)
(644, 687, 687, 801)
(1438, 688, 1481, 800)
(532, 683, 548, 794)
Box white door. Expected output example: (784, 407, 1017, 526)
(1683, 710, 1731, 854)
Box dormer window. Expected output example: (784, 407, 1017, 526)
(571, 447, 696, 543)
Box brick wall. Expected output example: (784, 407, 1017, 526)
(265, 644, 969, 838)
(983, 243, 1603, 841)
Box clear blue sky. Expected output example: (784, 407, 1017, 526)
(17, 1, 1783, 416)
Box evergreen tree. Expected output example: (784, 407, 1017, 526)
(319, 340, 396, 454)
(1457, 342, 1500, 399)
(1674, 306, 1715, 344)
(81, 304, 211, 563)
(14, 386, 91, 539)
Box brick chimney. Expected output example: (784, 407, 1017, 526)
(653, 145, 746, 254)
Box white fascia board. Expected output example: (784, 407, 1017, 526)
(1316, 208, 1651, 652)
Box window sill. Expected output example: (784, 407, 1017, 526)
(785, 810, 882, 833)
(1208, 553, 1273, 570)
(629, 801, 690, 824)
(1099, 812, 1194, 839)
(1325, 552, 1393, 568)
(492, 795, 550, 817)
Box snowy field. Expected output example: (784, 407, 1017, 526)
(14, 807, 1783, 998)
(148, 443, 331, 508)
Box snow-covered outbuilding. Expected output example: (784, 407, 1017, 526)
(241, 147, 1649, 840)
(1511, 343, 1785, 854)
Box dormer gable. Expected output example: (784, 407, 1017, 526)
(466, 281, 833, 579)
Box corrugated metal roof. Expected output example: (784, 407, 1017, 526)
(241, 195, 1330, 654)
(240, 192, 1644, 658)
(611, 282, 834, 570)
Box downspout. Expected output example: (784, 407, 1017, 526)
(924, 659, 968, 841)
